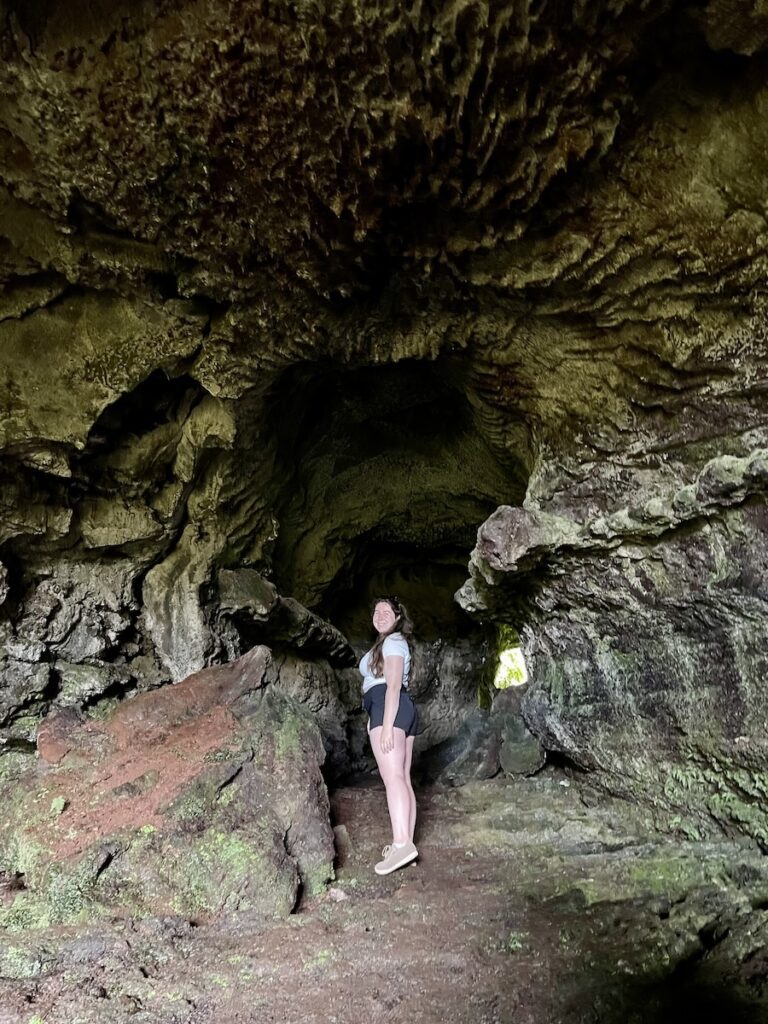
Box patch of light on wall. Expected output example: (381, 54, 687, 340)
(493, 645, 528, 688)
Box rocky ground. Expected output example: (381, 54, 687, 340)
(3, 768, 768, 1024)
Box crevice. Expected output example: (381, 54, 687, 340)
(82, 675, 139, 712)
(0, 661, 60, 728)
(0, 737, 36, 755)
(290, 878, 305, 915)
(214, 754, 253, 800)
(0, 272, 69, 324)
(92, 847, 117, 882)
(543, 749, 590, 775)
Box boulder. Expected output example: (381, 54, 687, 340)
(0, 646, 335, 930)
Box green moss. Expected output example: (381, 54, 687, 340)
(274, 712, 307, 761)
(49, 796, 67, 817)
(169, 791, 208, 822)
(486, 930, 529, 954)
(166, 755, 248, 822)
(302, 861, 333, 897)
(493, 626, 528, 689)
(0, 829, 47, 886)
(0, 944, 48, 979)
(0, 751, 35, 785)
(203, 748, 239, 763)
(625, 858, 703, 897)
(303, 948, 335, 970)
(85, 696, 121, 720)
(504, 931, 528, 953)
(659, 757, 768, 847)
(0, 855, 105, 932)
(667, 816, 703, 841)
(217, 784, 237, 807)
(162, 829, 295, 917)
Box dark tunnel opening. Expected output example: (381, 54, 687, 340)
(264, 355, 530, 645)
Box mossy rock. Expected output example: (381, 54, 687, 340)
(0, 648, 335, 928)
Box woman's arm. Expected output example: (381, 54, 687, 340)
(379, 654, 404, 754)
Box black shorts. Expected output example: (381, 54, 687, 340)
(363, 684, 419, 738)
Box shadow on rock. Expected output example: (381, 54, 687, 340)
(563, 964, 764, 1024)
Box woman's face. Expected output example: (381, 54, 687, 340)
(372, 601, 398, 634)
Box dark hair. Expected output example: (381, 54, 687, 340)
(368, 596, 414, 678)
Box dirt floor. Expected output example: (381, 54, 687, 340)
(3, 769, 768, 1024)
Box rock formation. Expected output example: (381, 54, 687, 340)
(0, 0, 766, 856)
(1, 646, 336, 929)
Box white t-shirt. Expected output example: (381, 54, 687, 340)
(359, 633, 411, 694)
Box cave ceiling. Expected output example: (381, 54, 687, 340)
(0, 0, 767, 694)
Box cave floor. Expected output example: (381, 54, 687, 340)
(3, 771, 768, 1024)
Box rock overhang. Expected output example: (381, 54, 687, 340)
(0, 0, 766, 840)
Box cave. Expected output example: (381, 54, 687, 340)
(265, 355, 527, 640)
(1, 1, 768, 1021)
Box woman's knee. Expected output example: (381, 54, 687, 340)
(379, 760, 408, 787)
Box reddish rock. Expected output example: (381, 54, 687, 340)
(36, 707, 83, 765)
(4, 646, 335, 927)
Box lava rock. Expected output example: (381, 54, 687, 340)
(0, 646, 335, 929)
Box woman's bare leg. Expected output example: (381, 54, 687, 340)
(369, 726, 411, 845)
(404, 735, 416, 842)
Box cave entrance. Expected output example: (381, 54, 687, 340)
(266, 355, 529, 645)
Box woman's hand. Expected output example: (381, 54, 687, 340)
(380, 726, 395, 754)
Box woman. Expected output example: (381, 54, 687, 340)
(360, 596, 419, 875)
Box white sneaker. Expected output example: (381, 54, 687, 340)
(375, 841, 418, 875)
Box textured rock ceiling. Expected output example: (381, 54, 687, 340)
(0, 0, 675, 298)
(1, 0, 768, 834)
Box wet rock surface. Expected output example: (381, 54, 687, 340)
(2, 773, 768, 1023)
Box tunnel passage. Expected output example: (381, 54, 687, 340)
(265, 356, 530, 644)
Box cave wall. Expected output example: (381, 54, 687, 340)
(0, 0, 767, 832)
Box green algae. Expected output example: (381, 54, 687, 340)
(0, 680, 334, 929)
(302, 860, 334, 897)
(49, 796, 67, 817)
(0, 750, 35, 785)
(268, 693, 315, 762)
(0, 828, 47, 887)
(659, 757, 768, 848)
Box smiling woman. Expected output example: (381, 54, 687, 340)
(357, 595, 420, 876)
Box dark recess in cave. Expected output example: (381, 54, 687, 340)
(73, 368, 207, 488)
(85, 369, 204, 447)
(265, 355, 528, 643)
